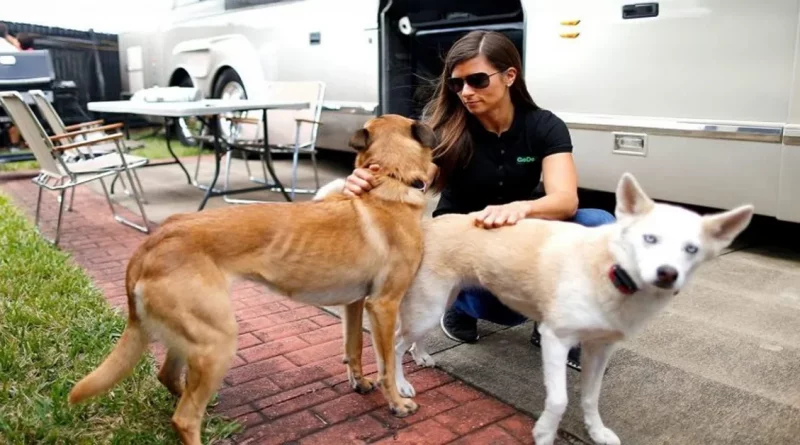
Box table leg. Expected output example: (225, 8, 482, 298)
(164, 117, 193, 185)
(198, 116, 222, 211)
(260, 109, 292, 202)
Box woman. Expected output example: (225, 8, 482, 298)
(343, 30, 615, 371)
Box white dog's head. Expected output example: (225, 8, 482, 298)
(612, 173, 754, 294)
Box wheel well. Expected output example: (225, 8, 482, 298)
(210, 66, 236, 95)
(169, 68, 193, 87)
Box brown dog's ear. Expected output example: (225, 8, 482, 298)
(349, 128, 369, 151)
(412, 122, 438, 149)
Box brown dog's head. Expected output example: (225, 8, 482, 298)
(348, 114, 436, 192)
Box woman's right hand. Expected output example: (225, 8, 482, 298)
(343, 164, 380, 196)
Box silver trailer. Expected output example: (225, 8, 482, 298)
(118, 0, 800, 224)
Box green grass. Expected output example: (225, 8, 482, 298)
(0, 158, 38, 172)
(0, 127, 209, 173)
(129, 129, 208, 160)
(0, 193, 241, 444)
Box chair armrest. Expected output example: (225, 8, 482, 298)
(63, 119, 105, 131)
(52, 133, 124, 152)
(295, 118, 323, 125)
(228, 117, 261, 125)
(49, 123, 124, 142)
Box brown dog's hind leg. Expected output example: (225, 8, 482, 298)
(171, 334, 236, 445)
(364, 288, 419, 418)
(158, 349, 185, 397)
(343, 299, 375, 394)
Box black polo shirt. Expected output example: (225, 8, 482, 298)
(433, 106, 573, 217)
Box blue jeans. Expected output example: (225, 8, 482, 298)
(450, 208, 616, 326)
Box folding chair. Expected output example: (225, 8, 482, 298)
(198, 80, 325, 201)
(0, 91, 151, 246)
(28, 89, 148, 202)
(28, 89, 144, 155)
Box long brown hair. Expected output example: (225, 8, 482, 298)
(422, 30, 539, 192)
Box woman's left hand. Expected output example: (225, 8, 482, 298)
(470, 202, 531, 229)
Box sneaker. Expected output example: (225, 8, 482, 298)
(440, 306, 479, 343)
(530, 323, 582, 372)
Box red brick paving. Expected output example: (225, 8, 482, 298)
(0, 175, 539, 444)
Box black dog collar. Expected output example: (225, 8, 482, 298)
(609, 264, 639, 295)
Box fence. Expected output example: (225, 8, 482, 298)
(5, 21, 122, 119)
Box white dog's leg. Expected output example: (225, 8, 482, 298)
(581, 341, 620, 445)
(394, 317, 441, 398)
(409, 341, 435, 367)
(532, 323, 573, 445)
(393, 275, 456, 398)
(394, 334, 416, 397)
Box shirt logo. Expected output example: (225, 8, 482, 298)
(516, 156, 537, 164)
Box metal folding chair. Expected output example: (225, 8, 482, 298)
(0, 91, 151, 246)
(195, 81, 326, 202)
(28, 89, 144, 156)
(28, 89, 148, 202)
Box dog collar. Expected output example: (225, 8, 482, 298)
(609, 264, 638, 295)
(384, 173, 427, 192)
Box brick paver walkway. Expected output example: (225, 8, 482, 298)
(1, 175, 538, 445)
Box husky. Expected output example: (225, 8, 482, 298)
(390, 172, 754, 445)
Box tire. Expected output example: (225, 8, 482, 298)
(211, 69, 250, 158)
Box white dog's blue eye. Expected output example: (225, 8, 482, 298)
(685, 244, 699, 254)
(643, 234, 658, 244)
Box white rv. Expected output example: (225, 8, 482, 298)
(118, 0, 800, 223)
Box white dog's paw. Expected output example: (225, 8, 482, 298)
(411, 351, 435, 367)
(589, 426, 621, 445)
(396, 377, 417, 398)
(532, 425, 557, 445)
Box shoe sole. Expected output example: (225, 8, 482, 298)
(439, 314, 479, 343)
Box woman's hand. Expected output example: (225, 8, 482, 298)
(471, 201, 532, 229)
(343, 164, 380, 197)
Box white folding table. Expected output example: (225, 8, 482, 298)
(87, 98, 309, 210)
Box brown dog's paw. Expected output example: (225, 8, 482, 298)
(389, 398, 419, 418)
(352, 377, 376, 394)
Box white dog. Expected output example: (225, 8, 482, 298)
(388, 173, 754, 445)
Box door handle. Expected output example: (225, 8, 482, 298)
(622, 3, 659, 19)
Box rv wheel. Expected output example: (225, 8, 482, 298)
(171, 76, 204, 147)
(212, 69, 248, 149)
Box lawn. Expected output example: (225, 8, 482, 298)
(0, 127, 208, 173)
(0, 193, 240, 444)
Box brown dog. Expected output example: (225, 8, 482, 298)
(67, 114, 436, 444)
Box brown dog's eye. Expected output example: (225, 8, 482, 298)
(410, 179, 426, 190)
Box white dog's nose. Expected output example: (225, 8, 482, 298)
(656, 265, 679, 285)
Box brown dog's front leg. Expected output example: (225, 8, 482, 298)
(364, 292, 419, 418)
(343, 299, 375, 394)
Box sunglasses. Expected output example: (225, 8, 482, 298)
(446, 70, 504, 93)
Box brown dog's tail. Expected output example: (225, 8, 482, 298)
(67, 319, 148, 405)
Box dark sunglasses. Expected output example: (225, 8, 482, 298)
(446, 70, 504, 93)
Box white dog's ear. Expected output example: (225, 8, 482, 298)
(702, 204, 755, 248)
(615, 172, 654, 220)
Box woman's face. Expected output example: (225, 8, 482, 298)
(449, 54, 516, 115)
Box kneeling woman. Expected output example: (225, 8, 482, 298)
(342, 30, 615, 371)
